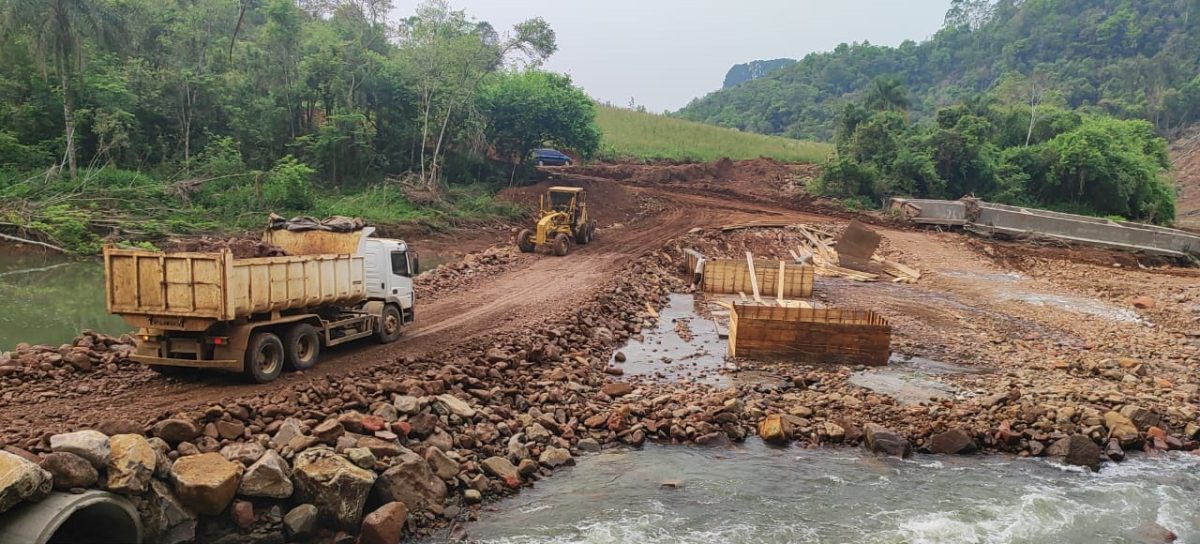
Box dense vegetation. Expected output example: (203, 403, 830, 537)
(679, 0, 1200, 141)
(0, 0, 600, 252)
(595, 105, 832, 163)
(813, 86, 1176, 223)
(722, 58, 796, 89)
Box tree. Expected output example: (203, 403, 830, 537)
(479, 70, 600, 182)
(398, 0, 556, 189)
(2, 0, 117, 179)
(863, 77, 911, 120)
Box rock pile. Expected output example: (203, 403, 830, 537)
(0, 331, 137, 383)
(413, 246, 524, 303)
(162, 237, 287, 258)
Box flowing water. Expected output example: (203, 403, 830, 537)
(465, 440, 1200, 544)
(0, 252, 130, 350)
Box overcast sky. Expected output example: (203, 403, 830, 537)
(391, 1, 952, 112)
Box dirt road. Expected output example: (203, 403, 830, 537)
(0, 176, 826, 439)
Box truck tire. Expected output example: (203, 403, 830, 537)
(377, 304, 403, 344)
(553, 233, 570, 256)
(517, 229, 535, 253)
(244, 332, 284, 383)
(574, 225, 589, 245)
(284, 324, 321, 371)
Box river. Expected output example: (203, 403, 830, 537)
(464, 440, 1199, 544)
(0, 252, 130, 350)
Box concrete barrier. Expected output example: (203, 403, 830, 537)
(888, 198, 1200, 259)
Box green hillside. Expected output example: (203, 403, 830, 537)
(596, 105, 832, 163)
(678, 0, 1200, 140)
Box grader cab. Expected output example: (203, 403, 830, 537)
(516, 186, 596, 256)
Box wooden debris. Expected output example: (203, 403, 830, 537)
(719, 220, 795, 232)
(745, 252, 762, 303)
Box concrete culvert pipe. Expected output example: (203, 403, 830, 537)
(0, 490, 142, 544)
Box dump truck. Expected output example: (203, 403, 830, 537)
(516, 186, 596, 256)
(102, 225, 416, 383)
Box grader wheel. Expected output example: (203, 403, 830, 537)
(516, 229, 535, 253)
(553, 233, 570, 256)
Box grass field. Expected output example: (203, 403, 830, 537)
(595, 105, 833, 163)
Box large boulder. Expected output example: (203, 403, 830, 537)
(283, 504, 319, 540)
(272, 418, 306, 448)
(238, 449, 293, 499)
(1105, 411, 1140, 447)
(1119, 405, 1161, 430)
(481, 456, 521, 487)
(359, 502, 409, 544)
(927, 428, 977, 454)
(0, 449, 52, 513)
(864, 423, 912, 458)
(49, 430, 110, 469)
(1047, 434, 1102, 472)
(373, 451, 448, 512)
(135, 480, 197, 544)
(293, 447, 377, 529)
(41, 452, 98, 490)
(424, 446, 460, 480)
(170, 452, 243, 515)
(151, 419, 200, 445)
(538, 447, 574, 468)
(436, 394, 476, 419)
(757, 415, 790, 445)
(107, 434, 156, 494)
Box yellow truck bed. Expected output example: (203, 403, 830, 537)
(103, 247, 365, 331)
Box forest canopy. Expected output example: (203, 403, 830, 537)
(0, 0, 600, 252)
(812, 83, 1176, 223)
(678, 0, 1200, 141)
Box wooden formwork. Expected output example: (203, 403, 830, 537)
(729, 303, 891, 366)
(700, 259, 814, 298)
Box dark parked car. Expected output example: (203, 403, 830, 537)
(533, 148, 572, 166)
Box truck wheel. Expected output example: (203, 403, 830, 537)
(574, 225, 589, 245)
(245, 332, 284, 383)
(284, 324, 321, 371)
(517, 229, 535, 253)
(377, 304, 403, 344)
(553, 233, 570, 256)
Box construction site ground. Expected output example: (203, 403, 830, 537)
(3, 159, 1198, 443)
(1, 159, 1199, 540)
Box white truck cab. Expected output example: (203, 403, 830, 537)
(361, 228, 417, 325)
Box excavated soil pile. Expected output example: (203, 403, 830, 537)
(163, 236, 288, 258)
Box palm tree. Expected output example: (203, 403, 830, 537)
(863, 77, 911, 120)
(2, 0, 116, 179)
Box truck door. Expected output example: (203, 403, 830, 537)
(389, 250, 416, 323)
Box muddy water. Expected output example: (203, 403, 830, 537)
(465, 440, 1200, 544)
(610, 294, 730, 387)
(0, 252, 130, 350)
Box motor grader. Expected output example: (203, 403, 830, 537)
(516, 186, 596, 256)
